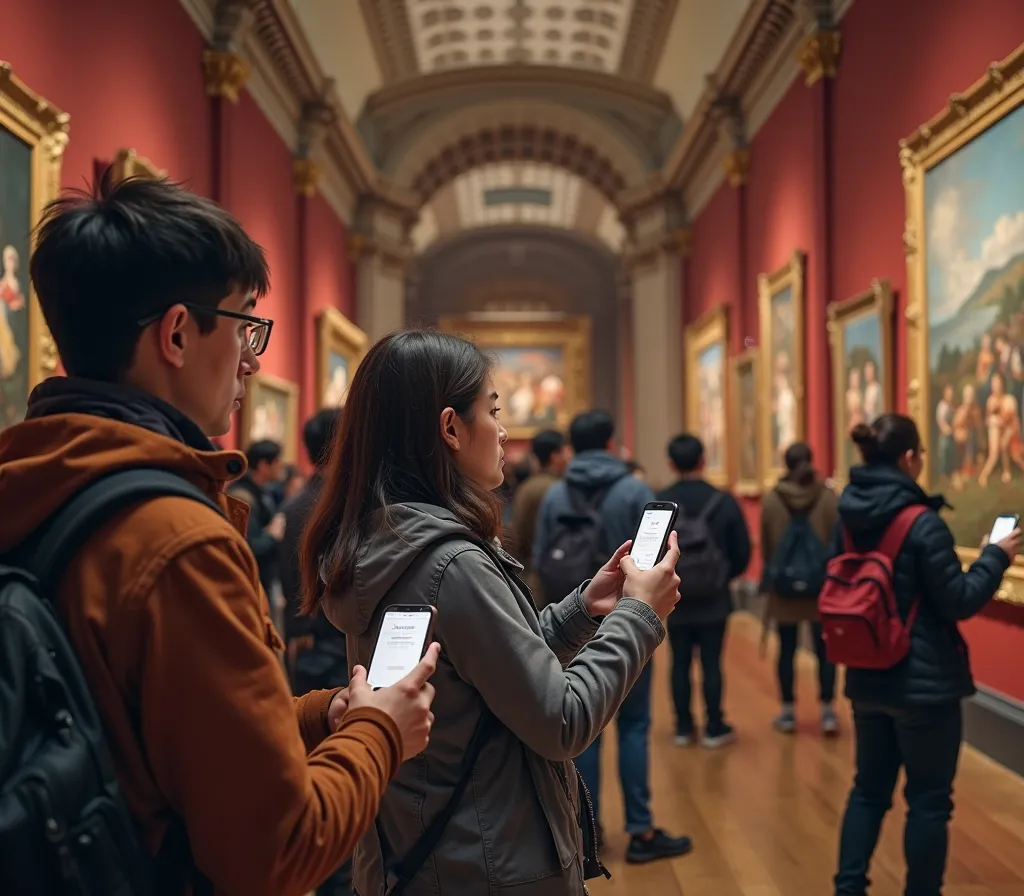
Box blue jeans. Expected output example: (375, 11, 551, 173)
(575, 662, 653, 836)
(835, 701, 962, 896)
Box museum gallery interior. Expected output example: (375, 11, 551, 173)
(3, 0, 1024, 893)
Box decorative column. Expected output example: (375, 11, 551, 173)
(798, 0, 842, 476)
(351, 198, 417, 342)
(202, 0, 254, 205)
(622, 194, 688, 487)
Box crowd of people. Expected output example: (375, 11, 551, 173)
(0, 174, 1018, 896)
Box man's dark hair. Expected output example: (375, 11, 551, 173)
(531, 429, 565, 467)
(246, 439, 281, 470)
(568, 410, 615, 454)
(303, 408, 339, 467)
(29, 170, 270, 382)
(668, 433, 704, 473)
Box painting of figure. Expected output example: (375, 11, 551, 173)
(323, 351, 349, 408)
(924, 100, 1024, 547)
(732, 353, 759, 491)
(241, 373, 299, 463)
(491, 347, 567, 429)
(697, 342, 725, 474)
(770, 285, 797, 465)
(0, 125, 33, 431)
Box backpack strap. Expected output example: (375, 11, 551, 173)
(876, 505, 929, 561)
(696, 491, 725, 522)
(22, 468, 223, 595)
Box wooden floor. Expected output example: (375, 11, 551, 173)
(588, 613, 1024, 896)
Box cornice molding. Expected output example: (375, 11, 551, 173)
(618, 0, 680, 82)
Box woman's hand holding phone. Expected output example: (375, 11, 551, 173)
(619, 530, 682, 622)
(346, 642, 441, 761)
(581, 540, 634, 617)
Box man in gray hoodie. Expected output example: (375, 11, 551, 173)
(533, 410, 692, 864)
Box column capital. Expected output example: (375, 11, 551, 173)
(797, 30, 842, 86)
(292, 157, 320, 197)
(352, 195, 418, 272)
(707, 79, 749, 189)
(203, 50, 250, 103)
(722, 147, 750, 188)
(621, 189, 689, 271)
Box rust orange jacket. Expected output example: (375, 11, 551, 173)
(0, 414, 401, 895)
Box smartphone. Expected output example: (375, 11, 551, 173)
(628, 501, 679, 571)
(366, 605, 436, 690)
(989, 514, 1020, 544)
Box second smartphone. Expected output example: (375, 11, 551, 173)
(629, 501, 679, 571)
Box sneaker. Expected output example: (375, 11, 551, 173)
(701, 722, 736, 749)
(626, 828, 693, 864)
(674, 726, 696, 747)
(773, 708, 796, 734)
(821, 705, 839, 737)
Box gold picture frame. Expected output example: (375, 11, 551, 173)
(239, 372, 300, 464)
(901, 43, 1024, 606)
(827, 278, 894, 488)
(109, 147, 165, 182)
(684, 305, 729, 487)
(730, 348, 762, 496)
(0, 62, 69, 419)
(317, 307, 366, 409)
(437, 315, 591, 440)
(757, 249, 806, 487)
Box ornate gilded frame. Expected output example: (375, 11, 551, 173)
(437, 315, 591, 440)
(757, 249, 806, 487)
(0, 62, 68, 396)
(109, 147, 165, 182)
(239, 371, 300, 464)
(901, 43, 1024, 605)
(316, 307, 366, 408)
(827, 278, 894, 488)
(684, 305, 729, 487)
(730, 348, 762, 496)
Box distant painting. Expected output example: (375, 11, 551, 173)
(769, 285, 797, 465)
(323, 350, 349, 408)
(925, 100, 1024, 546)
(732, 352, 760, 492)
(697, 342, 725, 473)
(490, 346, 567, 429)
(0, 125, 33, 431)
(241, 373, 299, 463)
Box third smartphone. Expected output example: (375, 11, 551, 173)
(366, 605, 435, 690)
(629, 501, 679, 571)
(989, 513, 1019, 545)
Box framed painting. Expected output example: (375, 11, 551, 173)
(437, 315, 591, 440)
(0, 62, 68, 431)
(757, 250, 806, 487)
(239, 372, 300, 463)
(902, 43, 1024, 605)
(109, 147, 165, 182)
(684, 305, 729, 486)
(317, 307, 366, 409)
(827, 278, 894, 486)
(730, 348, 761, 496)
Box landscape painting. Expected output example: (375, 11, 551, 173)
(758, 251, 806, 485)
(730, 349, 761, 496)
(902, 43, 1024, 603)
(685, 305, 728, 486)
(828, 279, 893, 484)
(438, 315, 592, 439)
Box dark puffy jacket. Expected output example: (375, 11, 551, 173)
(829, 464, 1009, 706)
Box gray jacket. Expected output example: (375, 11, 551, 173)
(324, 502, 665, 896)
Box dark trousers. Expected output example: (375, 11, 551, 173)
(835, 701, 962, 896)
(667, 621, 727, 732)
(777, 622, 836, 704)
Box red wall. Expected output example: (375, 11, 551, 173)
(5, 0, 353, 462)
(687, 0, 1024, 699)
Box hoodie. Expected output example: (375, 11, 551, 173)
(0, 378, 402, 896)
(829, 464, 1009, 705)
(323, 501, 665, 895)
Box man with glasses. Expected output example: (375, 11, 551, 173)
(0, 174, 437, 894)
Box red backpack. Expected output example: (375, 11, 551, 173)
(818, 505, 928, 669)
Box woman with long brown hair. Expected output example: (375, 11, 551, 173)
(300, 330, 682, 896)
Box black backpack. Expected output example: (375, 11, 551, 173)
(0, 468, 220, 896)
(763, 498, 827, 599)
(673, 492, 729, 601)
(536, 478, 623, 607)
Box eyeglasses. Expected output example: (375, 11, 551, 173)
(137, 303, 274, 356)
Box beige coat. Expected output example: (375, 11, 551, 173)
(760, 476, 839, 624)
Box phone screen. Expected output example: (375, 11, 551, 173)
(367, 610, 433, 689)
(989, 514, 1018, 544)
(630, 507, 676, 571)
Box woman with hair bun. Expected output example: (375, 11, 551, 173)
(760, 442, 839, 735)
(832, 413, 1020, 895)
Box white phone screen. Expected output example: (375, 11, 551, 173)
(367, 610, 432, 689)
(630, 508, 676, 571)
(989, 515, 1018, 544)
